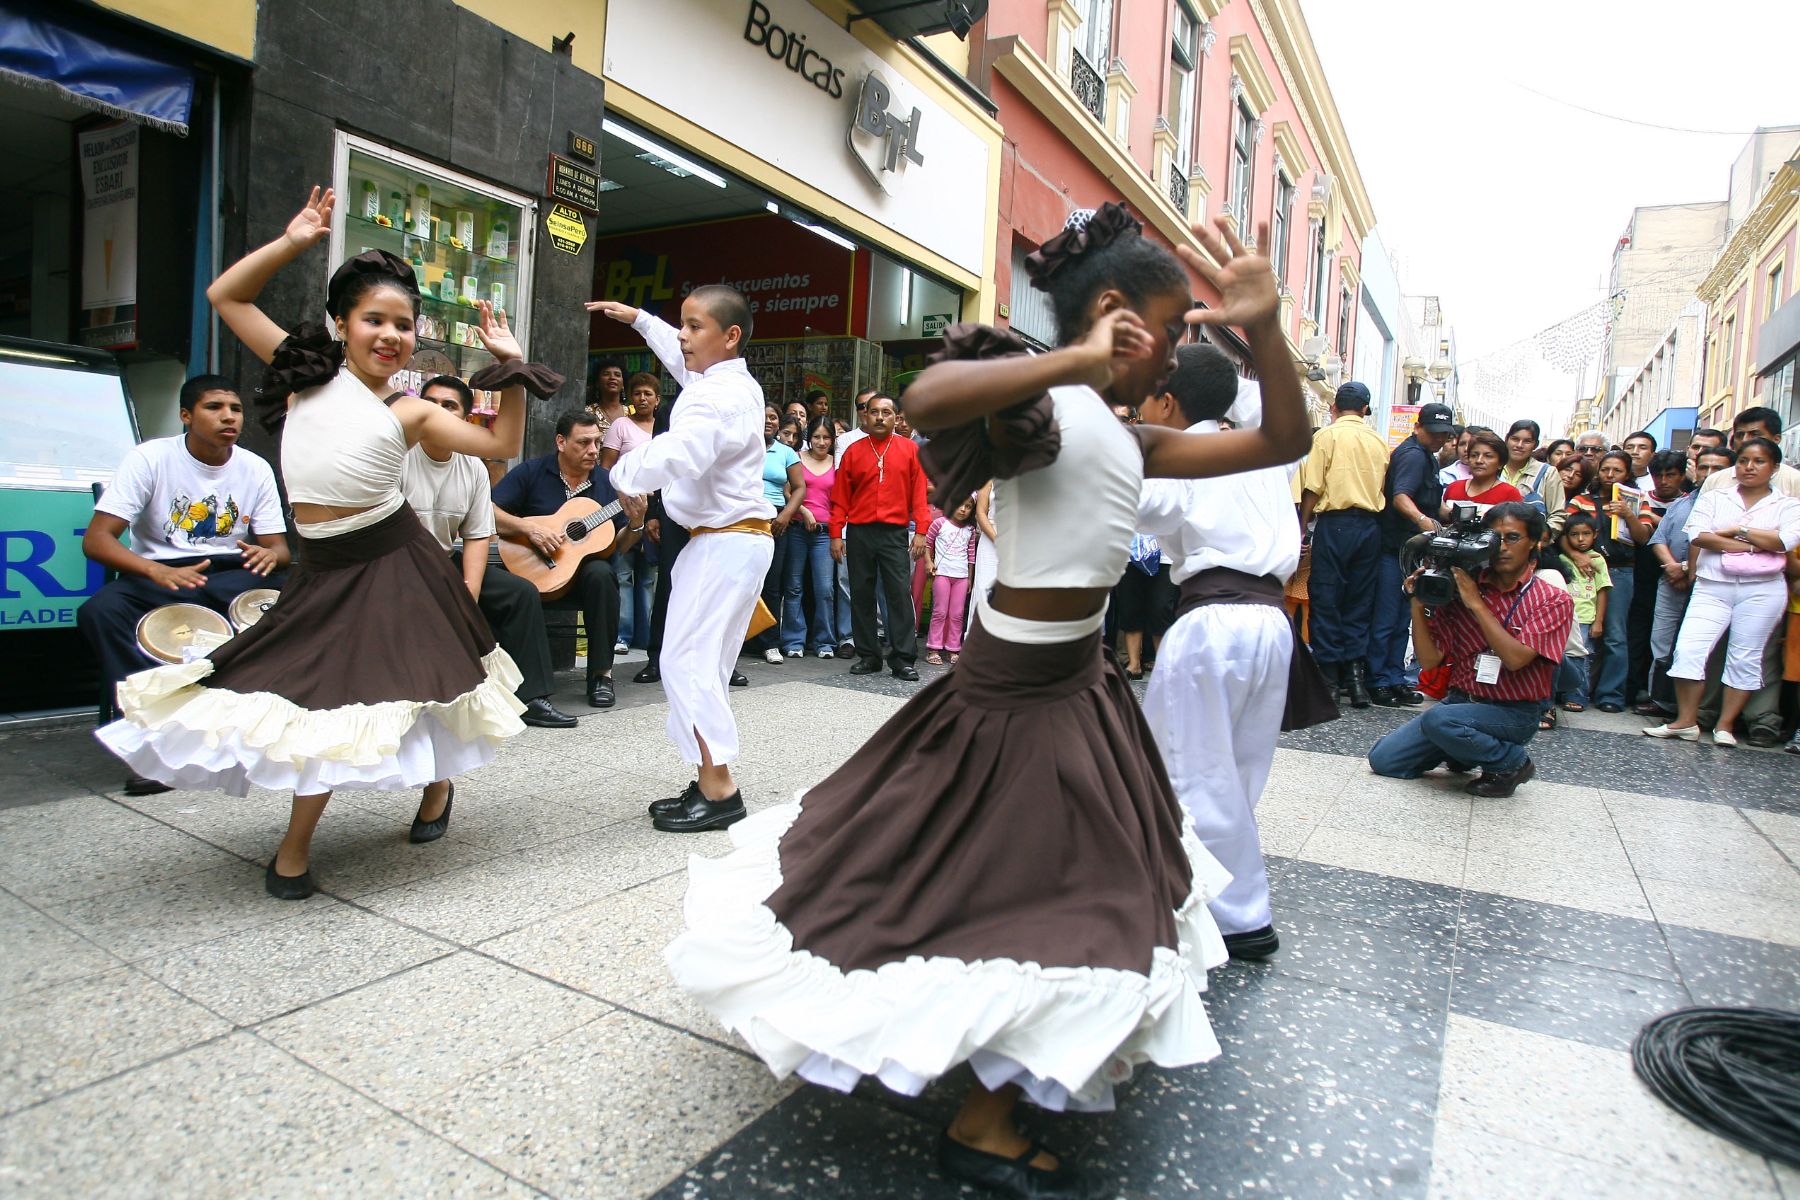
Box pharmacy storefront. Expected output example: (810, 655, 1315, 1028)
(593, 0, 1001, 411)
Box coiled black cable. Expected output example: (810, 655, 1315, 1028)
(1631, 1007, 1800, 1168)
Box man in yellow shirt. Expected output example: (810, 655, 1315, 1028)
(1298, 381, 1390, 706)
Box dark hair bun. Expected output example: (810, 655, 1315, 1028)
(1023, 202, 1143, 290)
(326, 249, 420, 318)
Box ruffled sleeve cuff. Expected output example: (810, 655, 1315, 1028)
(915, 323, 1061, 504)
(468, 359, 566, 399)
(255, 322, 345, 431)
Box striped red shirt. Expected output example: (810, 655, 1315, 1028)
(1428, 566, 1572, 702)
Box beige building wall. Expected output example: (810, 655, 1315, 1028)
(1601, 202, 1728, 418)
(1602, 301, 1706, 447)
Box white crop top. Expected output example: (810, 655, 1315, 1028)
(281, 369, 409, 514)
(991, 383, 1141, 588)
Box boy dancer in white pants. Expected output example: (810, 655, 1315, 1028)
(591, 289, 771, 832)
(1137, 345, 1302, 957)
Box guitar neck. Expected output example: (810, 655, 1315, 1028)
(579, 500, 624, 532)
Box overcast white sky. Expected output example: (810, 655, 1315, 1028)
(1303, 0, 1800, 429)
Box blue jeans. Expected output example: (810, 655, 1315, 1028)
(782, 526, 838, 652)
(613, 547, 657, 649)
(1369, 549, 1412, 689)
(1308, 510, 1381, 667)
(1557, 627, 1593, 708)
(1368, 691, 1543, 776)
(1592, 565, 1634, 707)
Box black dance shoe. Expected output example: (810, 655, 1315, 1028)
(892, 664, 920, 682)
(652, 787, 747, 833)
(849, 659, 884, 675)
(730, 670, 749, 688)
(1223, 925, 1281, 960)
(409, 782, 454, 843)
(124, 773, 173, 796)
(264, 858, 316, 900)
(649, 780, 700, 818)
(588, 679, 616, 709)
(633, 661, 661, 684)
(1465, 757, 1535, 798)
(936, 1132, 1100, 1199)
(521, 697, 579, 728)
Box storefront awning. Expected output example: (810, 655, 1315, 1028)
(0, 1, 193, 135)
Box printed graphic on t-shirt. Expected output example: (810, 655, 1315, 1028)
(165, 493, 245, 544)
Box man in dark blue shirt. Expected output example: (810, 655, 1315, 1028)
(1369, 402, 1457, 706)
(492, 410, 646, 708)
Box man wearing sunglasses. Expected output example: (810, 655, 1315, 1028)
(1368, 501, 1573, 797)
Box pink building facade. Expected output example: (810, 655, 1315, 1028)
(969, 0, 1376, 412)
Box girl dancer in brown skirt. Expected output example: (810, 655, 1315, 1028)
(666, 209, 1311, 1199)
(101, 188, 562, 899)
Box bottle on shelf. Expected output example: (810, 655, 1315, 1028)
(361, 180, 379, 220)
(439, 271, 459, 302)
(488, 218, 509, 260)
(412, 183, 432, 238)
(386, 191, 405, 226)
(454, 210, 475, 247)
(489, 281, 507, 312)
(460, 268, 480, 306)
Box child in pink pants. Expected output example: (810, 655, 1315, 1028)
(925, 496, 979, 664)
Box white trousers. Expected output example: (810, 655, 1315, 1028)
(1142, 603, 1292, 936)
(662, 531, 772, 765)
(1669, 575, 1788, 691)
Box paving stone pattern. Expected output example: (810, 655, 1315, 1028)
(1, 652, 1796, 1198)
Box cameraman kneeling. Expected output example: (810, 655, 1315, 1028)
(1369, 502, 1573, 797)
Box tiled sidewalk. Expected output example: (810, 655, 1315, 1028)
(0, 661, 1796, 1198)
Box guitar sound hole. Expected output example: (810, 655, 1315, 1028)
(565, 523, 586, 541)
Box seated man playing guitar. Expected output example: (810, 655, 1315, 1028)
(492, 409, 646, 709)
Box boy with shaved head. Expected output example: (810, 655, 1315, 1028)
(590, 287, 771, 832)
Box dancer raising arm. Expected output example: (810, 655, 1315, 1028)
(664, 208, 1308, 1200)
(101, 187, 564, 899)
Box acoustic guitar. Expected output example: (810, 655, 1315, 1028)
(498, 496, 625, 598)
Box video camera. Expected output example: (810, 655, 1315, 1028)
(1401, 502, 1499, 609)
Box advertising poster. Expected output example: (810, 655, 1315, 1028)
(1387, 404, 1420, 448)
(78, 121, 139, 349)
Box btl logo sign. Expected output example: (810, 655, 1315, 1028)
(848, 72, 923, 193)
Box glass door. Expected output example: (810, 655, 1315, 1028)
(329, 132, 536, 417)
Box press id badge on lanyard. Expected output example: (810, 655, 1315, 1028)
(1474, 578, 1535, 686)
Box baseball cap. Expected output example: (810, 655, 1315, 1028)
(1416, 402, 1455, 434)
(1334, 381, 1372, 410)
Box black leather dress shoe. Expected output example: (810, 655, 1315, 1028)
(1596, 702, 1624, 713)
(848, 659, 884, 675)
(936, 1132, 1098, 1199)
(521, 697, 578, 728)
(892, 664, 920, 682)
(1466, 757, 1535, 798)
(649, 780, 700, 818)
(124, 773, 173, 796)
(264, 858, 316, 900)
(1223, 925, 1281, 960)
(1345, 661, 1372, 709)
(1369, 685, 1422, 708)
(633, 661, 661, 684)
(652, 787, 747, 833)
(409, 782, 454, 843)
(588, 679, 616, 709)
(730, 670, 749, 688)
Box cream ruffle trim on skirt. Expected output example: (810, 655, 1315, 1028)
(96, 648, 526, 797)
(664, 799, 1232, 1113)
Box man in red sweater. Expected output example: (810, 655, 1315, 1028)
(831, 393, 930, 681)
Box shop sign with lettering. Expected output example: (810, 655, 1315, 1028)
(921, 312, 953, 338)
(568, 132, 597, 164)
(849, 72, 924, 191)
(547, 155, 602, 212)
(546, 204, 589, 255)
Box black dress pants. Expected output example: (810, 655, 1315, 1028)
(645, 516, 690, 663)
(77, 558, 280, 690)
(1627, 555, 1660, 703)
(847, 523, 916, 668)
(455, 550, 554, 702)
(550, 556, 620, 683)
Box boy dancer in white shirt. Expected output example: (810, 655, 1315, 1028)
(590, 289, 770, 832)
(1137, 345, 1303, 958)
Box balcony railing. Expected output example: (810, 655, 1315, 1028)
(1168, 170, 1189, 214)
(1070, 52, 1105, 124)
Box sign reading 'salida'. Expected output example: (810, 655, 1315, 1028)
(741, 0, 924, 190)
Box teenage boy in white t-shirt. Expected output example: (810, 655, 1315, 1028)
(80, 375, 289, 792)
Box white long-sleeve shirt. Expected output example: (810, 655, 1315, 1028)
(609, 310, 766, 530)
(1137, 417, 1303, 585)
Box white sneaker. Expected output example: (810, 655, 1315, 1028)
(613, 641, 628, 654)
(763, 648, 783, 665)
(816, 647, 835, 659)
(1642, 723, 1700, 741)
(787, 648, 804, 658)
(1712, 729, 1738, 748)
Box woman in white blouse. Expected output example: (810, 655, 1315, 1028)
(1645, 437, 1800, 745)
